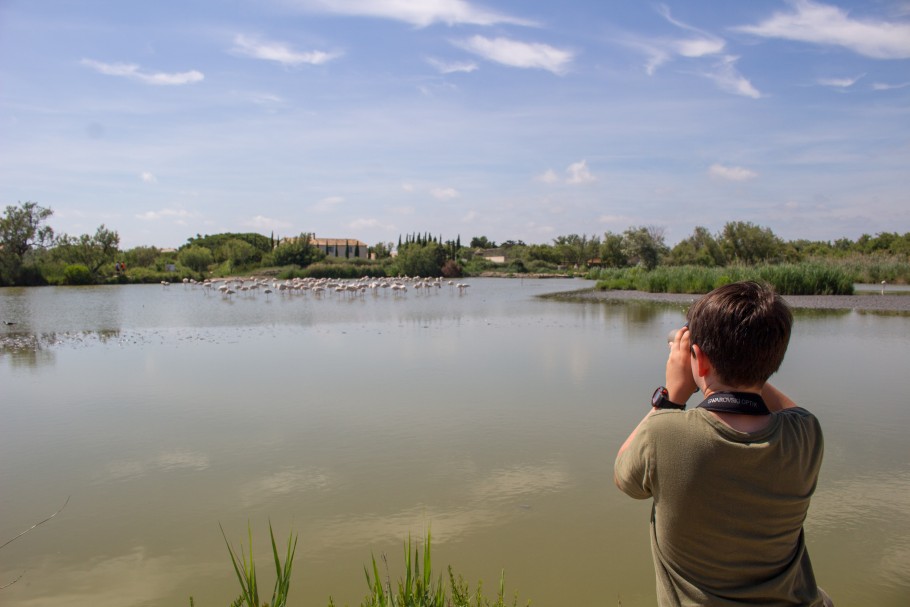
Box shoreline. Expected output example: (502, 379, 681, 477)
(543, 287, 910, 314)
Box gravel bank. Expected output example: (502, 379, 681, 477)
(545, 288, 910, 314)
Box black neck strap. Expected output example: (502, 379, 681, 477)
(697, 391, 771, 416)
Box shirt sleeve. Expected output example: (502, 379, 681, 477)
(614, 421, 654, 500)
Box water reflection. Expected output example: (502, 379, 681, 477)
(7, 548, 216, 607)
(97, 449, 211, 484)
(0, 329, 124, 368)
(300, 459, 570, 554)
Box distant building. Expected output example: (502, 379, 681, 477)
(279, 235, 367, 260)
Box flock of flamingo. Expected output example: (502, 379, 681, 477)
(161, 275, 472, 298)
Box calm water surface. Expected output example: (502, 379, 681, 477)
(1, 279, 908, 606)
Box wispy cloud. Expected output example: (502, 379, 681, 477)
(243, 215, 292, 230)
(709, 163, 758, 181)
(426, 57, 478, 74)
(566, 160, 596, 184)
(538, 160, 596, 185)
(817, 75, 864, 88)
(454, 35, 573, 75)
(140, 172, 157, 184)
(231, 34, 341, 66)
(349, 217, 395, 231)
(81, 59, 203, 85)
(872, 81, 910, 91)
(703, 56, 762, 99)
(431, 187, 459, 200)
(734, 0, 910, 59)
(535, 169, 560, 184)
(136, 208, 195, 221)
(311, 196, 345, 212)
(293, 0, 537, 28)
(629, 4, 726, 75)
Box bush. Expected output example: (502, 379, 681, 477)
(63, 264, 93, 285)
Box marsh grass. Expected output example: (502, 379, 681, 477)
(349, 532, 523, 607)
(219, 521, 298, 607)
(206, 526, 525, 607)
(591, 263, 856, 295)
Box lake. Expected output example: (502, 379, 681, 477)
(1, 278, 908, 606)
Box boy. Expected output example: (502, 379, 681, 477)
(614, 281, 832, 606)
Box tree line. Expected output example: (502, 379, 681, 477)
(1, 200, 907, 286)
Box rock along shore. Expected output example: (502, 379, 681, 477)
(544, 288, 910, 314)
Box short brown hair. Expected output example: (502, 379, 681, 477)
(686, 281, 792, 387)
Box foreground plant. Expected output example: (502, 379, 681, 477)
(220, 521, 298, 607)
(344, 531, 524, 607)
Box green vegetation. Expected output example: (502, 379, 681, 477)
(1, 200, 907, 293)
(206, 527, 525, 607)
(591, 263, 857, 295)
(219, 522, 297, 607)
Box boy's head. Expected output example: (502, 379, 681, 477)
(686, 281, 792, 388)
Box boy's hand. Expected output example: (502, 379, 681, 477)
(666, 326, 698, 404)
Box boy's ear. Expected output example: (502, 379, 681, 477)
(691, 344, 712, 378)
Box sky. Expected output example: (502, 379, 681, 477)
(1, 0, 908, 250)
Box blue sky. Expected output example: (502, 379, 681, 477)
(1, 0, 908, 249)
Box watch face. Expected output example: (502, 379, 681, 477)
(651, 387, 668, 407)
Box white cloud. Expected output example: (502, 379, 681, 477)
(657, 4, 726, 58)
(311, 196, 345, 212)
(704, 56, 762, 99)
(630, 5, 726, 75)
(349, 218, 395, 231)
(872, 81, 910, 91)
(231, 35, 341, 66)
(535, 169, 559, 184)
(243, 215, 292, 230)
(431, 187, 459, 200)
(136, 208, 194, 221)
(140, 172, 157, 184)
(462, 210, 478, 222)
(566, 160, 596, 184)
(454, 35, 573, 75)
(709, 163, 758, 181)
(734, 0, 910, 59)
(426, 57, 478, 74)
(817, 75, 864, 88)
(401, 182, 415, 192)
(81, 59, 203, 85)
(293, 0, 536, 28)
(537, 161, 597, 185)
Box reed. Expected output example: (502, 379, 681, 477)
(220, 521, 298, 607)
(592, 263, 856, 295)
(350, 531, 522, 607)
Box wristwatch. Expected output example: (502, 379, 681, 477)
(651, 386, 686, 410)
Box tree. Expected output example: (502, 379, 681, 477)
(668, 226, 725, 267)
(553, 234, 601, 266)
(53, 225, 121, 277)
(718, 221, 783, 264)
(470, 236, 496, 249)
(178, 245, 214, 272)
(269, 233, 324, 267)
(0, 201, 54, 285)
(123, 245, 160, 268)
(621, 226, 668, 270)
(372, 241, 394, 260)
(394, 242, 446, 277)
(600, 231, 628, 267)
(218, 238, 260, 267)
